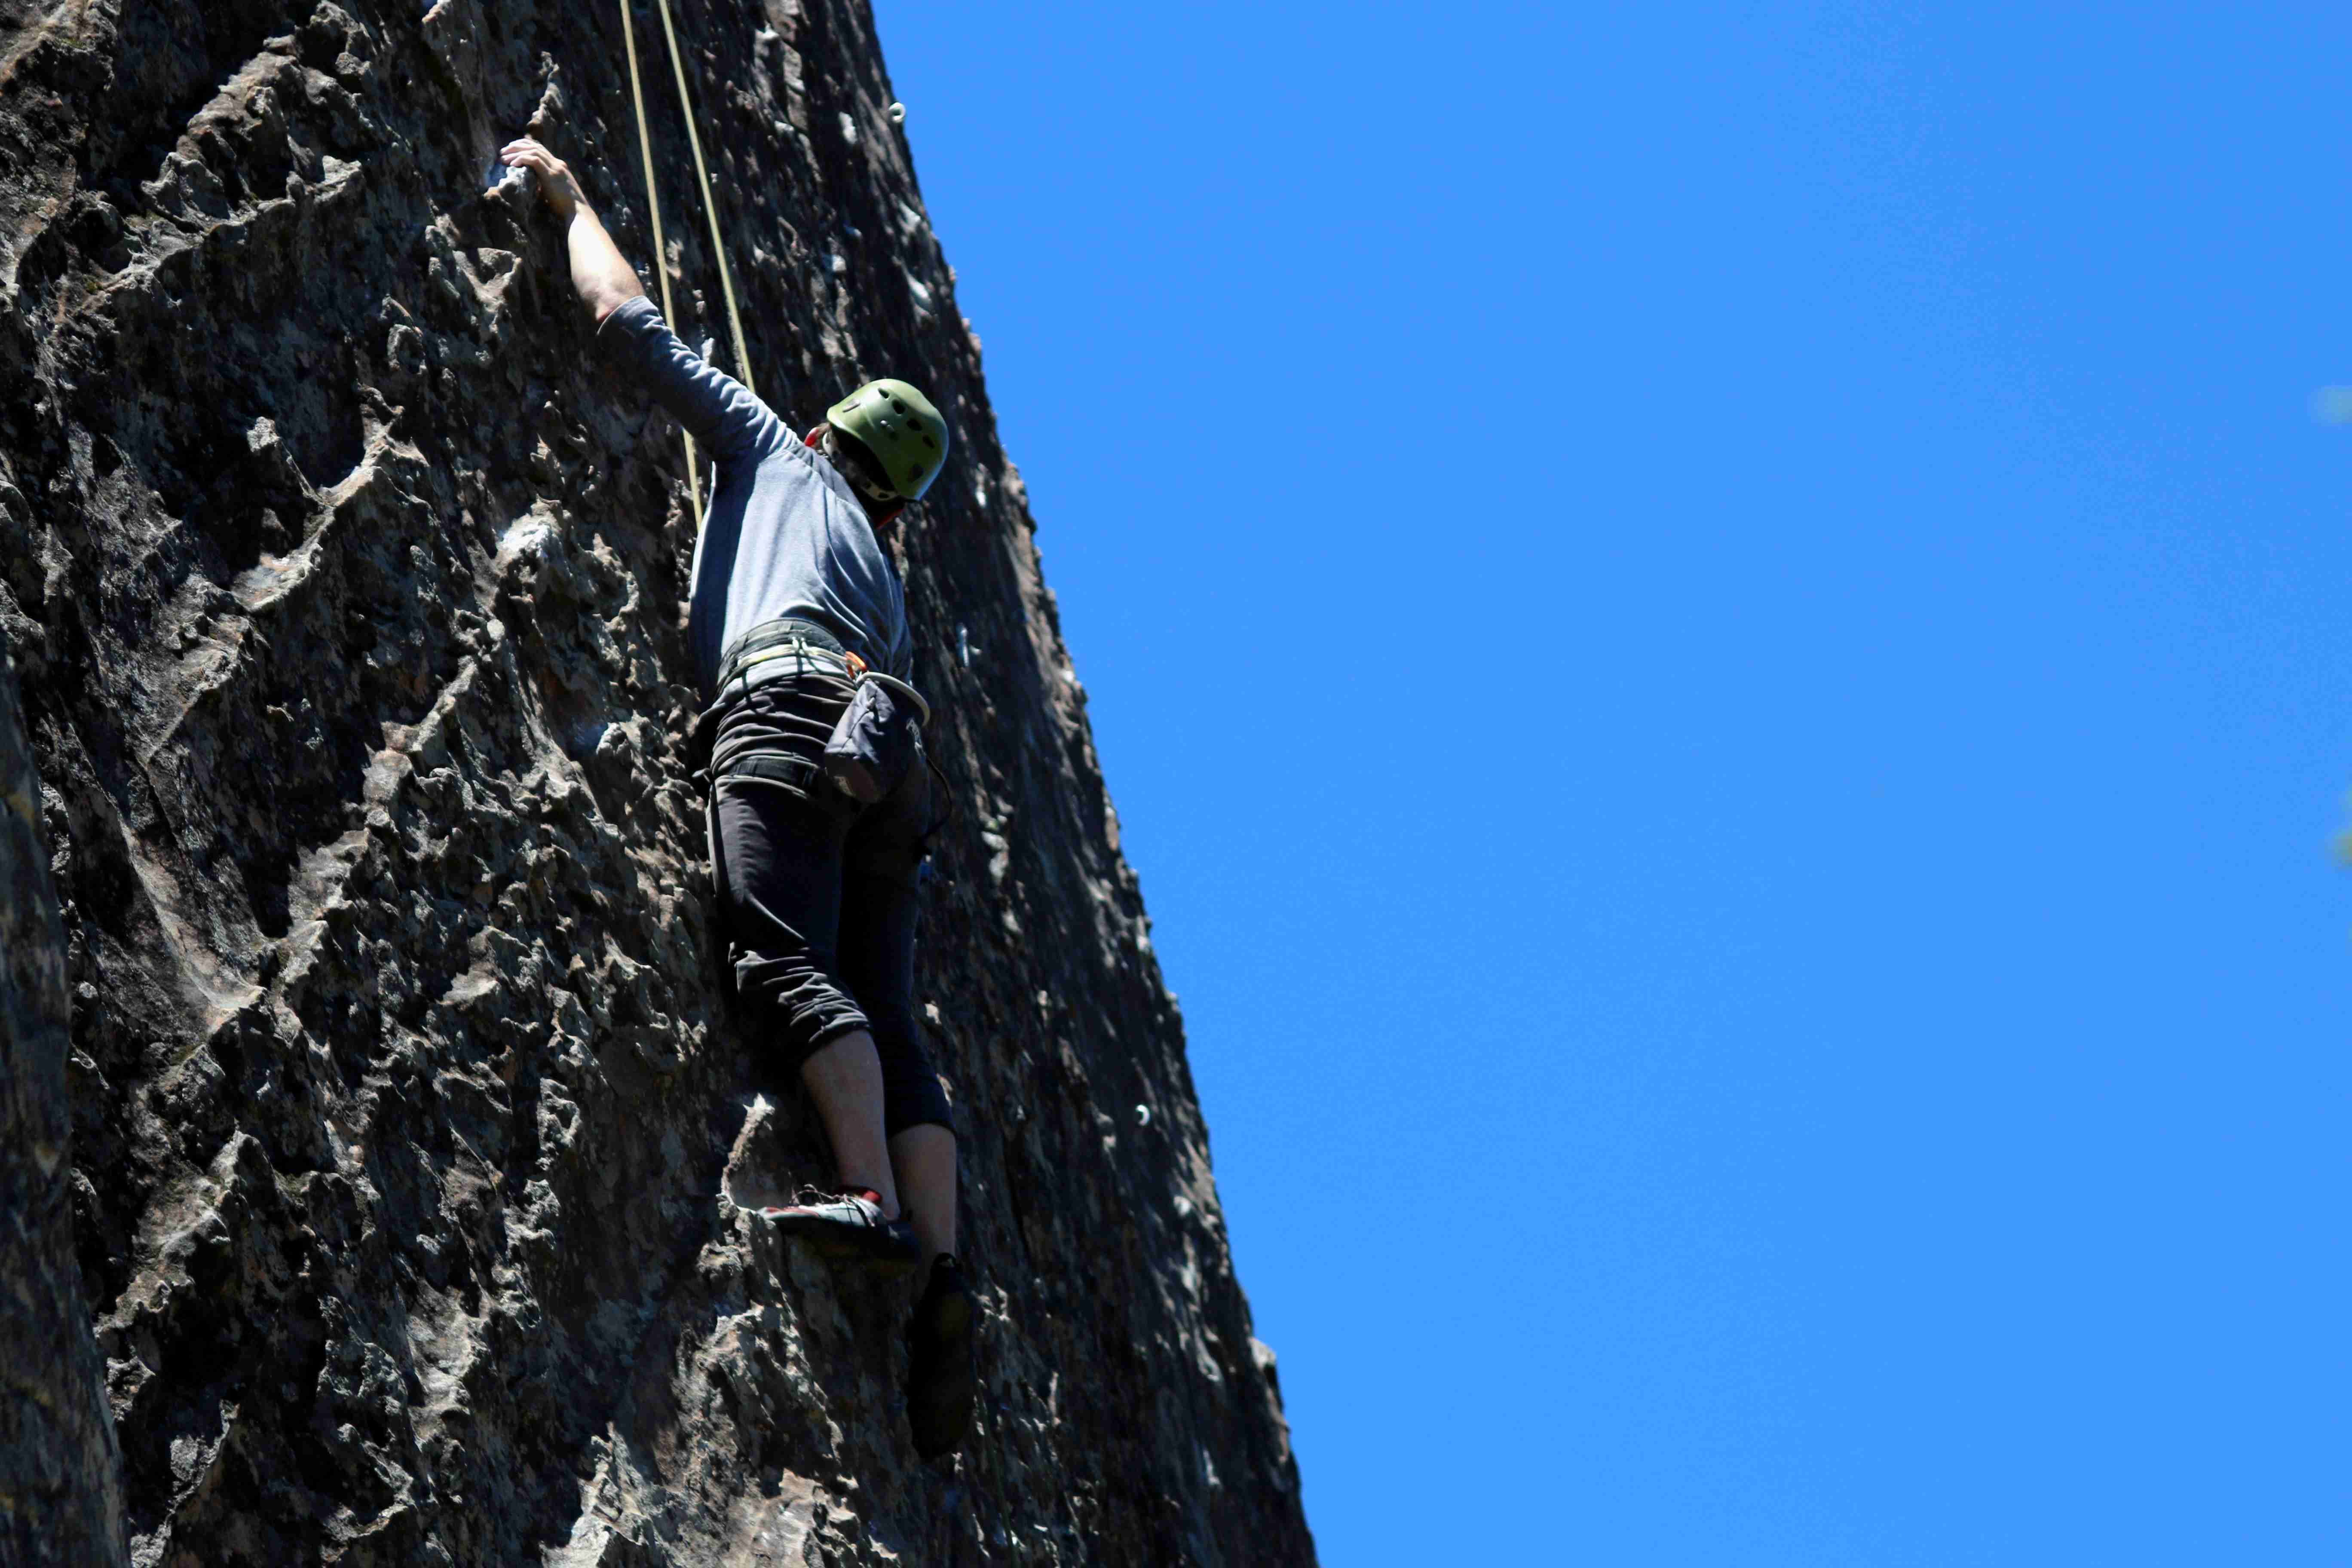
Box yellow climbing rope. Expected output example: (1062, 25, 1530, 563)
(616, 0, 701, 527)
(652, 0, 756, 399)
(616, 0, 761, 532)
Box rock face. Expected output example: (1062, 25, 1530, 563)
(0, 650, 130, 1566)
(0, 0, 1314, 1562)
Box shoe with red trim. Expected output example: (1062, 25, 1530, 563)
(757, 1185, 921, 1272)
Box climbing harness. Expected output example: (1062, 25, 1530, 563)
(696, 617, 934, 809)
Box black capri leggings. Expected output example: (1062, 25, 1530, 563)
(706, 663, 952, 1136)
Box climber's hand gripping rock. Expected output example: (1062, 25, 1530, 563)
(500, 137, 645, 324)
(499, 136, 584, 218)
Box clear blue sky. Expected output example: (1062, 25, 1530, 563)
(873, 3, 2351, 1561)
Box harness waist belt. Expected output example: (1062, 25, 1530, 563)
(709, 750, 819, 788)
(714, 617, 861, 696)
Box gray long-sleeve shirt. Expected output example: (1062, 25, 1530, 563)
(597, 295, 913, 701)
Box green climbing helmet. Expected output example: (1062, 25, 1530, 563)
(826, 378, 949, 501)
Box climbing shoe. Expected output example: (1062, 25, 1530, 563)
(906, 1253, 976, 1459)
(758, 1185, 920, 1272)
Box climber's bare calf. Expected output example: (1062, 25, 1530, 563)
(890, 1121, 958, 1263)
(799, 1031, 959, 1264)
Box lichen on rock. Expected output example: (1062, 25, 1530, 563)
(0, 0, 1313, 1561)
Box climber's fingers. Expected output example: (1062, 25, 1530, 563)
(499, 138, 581, 218)
(499, 138, 560, 181)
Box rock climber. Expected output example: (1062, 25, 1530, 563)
(499, 135, 974, 1459)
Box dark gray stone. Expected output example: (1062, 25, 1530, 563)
(0, 640, 130, 1566)
(0, 0, 1313, 1561)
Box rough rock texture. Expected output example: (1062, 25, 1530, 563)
(0, 646, 131, 1567)
(0, 0, 1315, 1561)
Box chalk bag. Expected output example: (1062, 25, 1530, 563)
(823, 674, 929, 804)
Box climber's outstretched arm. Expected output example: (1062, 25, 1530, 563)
(501, 136, 783, 465)
(501, 137, 644, 323)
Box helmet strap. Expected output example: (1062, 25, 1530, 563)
(811, 425, 908, 519)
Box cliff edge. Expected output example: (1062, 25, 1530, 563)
(0, 0, 1314, 1561)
